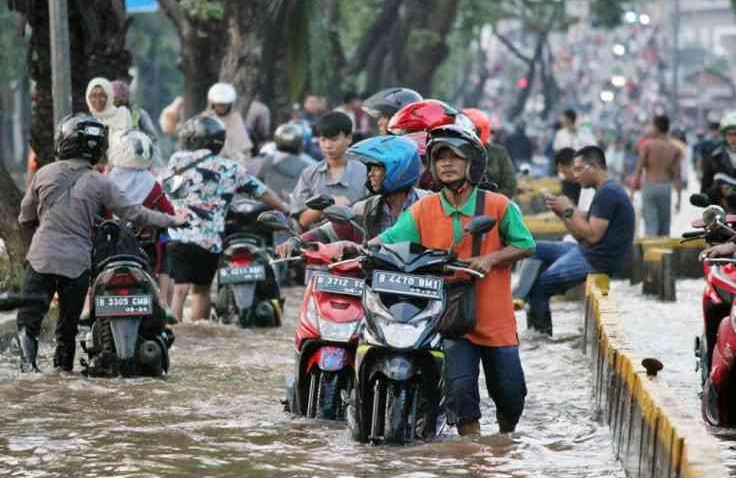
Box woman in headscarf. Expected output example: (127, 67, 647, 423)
(86, 77, 132, 161)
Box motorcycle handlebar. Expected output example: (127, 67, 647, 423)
(445, 264, 485, 279)
(704, 257, 736, 264)
(681, 230, 704, 239)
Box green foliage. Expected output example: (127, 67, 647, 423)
(179, 0, 224, 21)
(590, 0, 625, 29)
(127, 10, 183, 120)
(0, 2, 27, 86)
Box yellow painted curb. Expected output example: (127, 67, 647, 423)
(584, 274, 727, 477)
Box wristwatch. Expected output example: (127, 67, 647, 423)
(562, 207, 575, 219)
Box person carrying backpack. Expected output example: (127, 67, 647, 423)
(16, 114, 188, 373)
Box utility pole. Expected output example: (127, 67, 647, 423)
(49, 0, 72, 127)
(671, 0, 681, 122)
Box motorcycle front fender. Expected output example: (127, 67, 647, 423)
(231, 283, 256, 310)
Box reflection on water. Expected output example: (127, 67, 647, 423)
(0, 289, 623, 477)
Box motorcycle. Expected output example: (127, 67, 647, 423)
(317, 205, 495, 444)
(213, 196, 284, 328)
(259, 199, 364, 420)
(81, 220, 173, 378)
(685, 193, 736, 426)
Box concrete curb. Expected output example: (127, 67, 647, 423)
(583, 274, 727, 477)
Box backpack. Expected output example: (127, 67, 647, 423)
(92, 220, 148, 272)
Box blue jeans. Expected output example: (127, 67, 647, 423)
(444, 339, 526, 432)
(527, 241, 593, 333)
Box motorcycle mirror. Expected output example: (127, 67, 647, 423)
(702, 205, 726, 227)
(690, 193, 711, 208)
(464, 216, 496, 236)
(257, 211, 291, 232)
(305, 194, 335, 211)
(323, 205, 354, 224)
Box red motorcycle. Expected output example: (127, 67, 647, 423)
(260, 210, 365, 420)
(687, 194, 736, 425)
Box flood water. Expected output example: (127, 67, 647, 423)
(0, 288, 623, 477)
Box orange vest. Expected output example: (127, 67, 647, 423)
(410, 191, 518, 347)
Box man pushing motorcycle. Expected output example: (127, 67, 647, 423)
(333, 125, 536, 435)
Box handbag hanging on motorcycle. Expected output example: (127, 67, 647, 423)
(438, 190, 485, 338)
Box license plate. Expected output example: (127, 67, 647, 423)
(313, 273, 364, 297)
(305, 266, 328, 286)
(219, 264, 266, 284)
(95, 295, 153, 317)
(371, 270, 443, 300)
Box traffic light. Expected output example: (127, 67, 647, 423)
(516, 77, 529, 88)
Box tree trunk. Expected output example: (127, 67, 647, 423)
(400, 0, 460, 95)
(159, 0, 227, 119)
(220, 0, 265, 120)
(0, 163, 25, 289)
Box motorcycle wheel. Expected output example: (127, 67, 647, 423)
(699, 334, 709, 387)
(702, 379, 721, 426)
(317, 372, 340, 420)
(348, 386, 369, 443)
(384, 381, 411, 444)
(216, 286, 237, 325)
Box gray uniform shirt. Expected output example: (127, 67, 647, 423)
(290, 159, 369, 216)
(19, 159, 177, 278)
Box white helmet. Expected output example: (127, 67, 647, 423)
(720, 111, 736, 134)
(207, 82, 237, 105)
(108, 130, 155, 169)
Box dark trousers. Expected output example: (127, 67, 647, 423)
(16, 265, 89, 349)
(444, 339, 527, 431)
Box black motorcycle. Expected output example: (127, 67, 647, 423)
(322, 205, 495, 444)
(81, 220, 173, 378)
(213, 197, 284, 327)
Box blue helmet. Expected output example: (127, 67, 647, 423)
(347, 135, 421, 194)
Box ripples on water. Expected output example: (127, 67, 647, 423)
(0, 289, 623, 477)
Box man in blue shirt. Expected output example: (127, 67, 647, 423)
(527, 146, 635, 335)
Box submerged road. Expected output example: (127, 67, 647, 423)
(0, 287, 623, 477)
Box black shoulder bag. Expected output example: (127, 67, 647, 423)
(438, 189, 486, 338)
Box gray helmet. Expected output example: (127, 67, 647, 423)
(178, 115, 226, 154)
(54, 113, 109, 164)
(274, 122, 305, 153)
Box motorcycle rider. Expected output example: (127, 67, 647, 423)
(361, 87, 423, 135)
(16, 114, 188, 373)
(257, 122, 317, 203)
(702, 111, 736, 194)
(165, 115, 287, 323)
(333, 125, 536, 435)
(204, 82, 255, 170)
(276, 135, 430, 256)
(462, 108, 517, 198)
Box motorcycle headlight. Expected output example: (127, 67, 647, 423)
(319, 319, 360, 342)
(379, 319, 429, 349)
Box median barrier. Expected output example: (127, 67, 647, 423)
(583, 274, 727, 477)
(516, 177, 561, 215)
(628, 237, 704, 287)
(642, 248, 676, 302)
(523, 212, 568, 241)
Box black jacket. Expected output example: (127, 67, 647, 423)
(701, 147, 736, 193)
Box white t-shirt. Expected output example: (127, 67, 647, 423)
(553, 127, 596, 152)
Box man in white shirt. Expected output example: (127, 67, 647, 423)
(553, 109, 596, 152)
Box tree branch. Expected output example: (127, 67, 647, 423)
(158, 0, 188, 35)
(346, 0, 403, 74)
(492, 26, 532, 64)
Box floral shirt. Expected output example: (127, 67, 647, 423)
(164, 149, 267, 252)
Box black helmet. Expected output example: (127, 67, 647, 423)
(362, 87, 423, 119)
(178, 115, 227, 154)
(274, 122, 304, 153)
(54, 113, 109, 164)
(426, 124, 487, 185)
